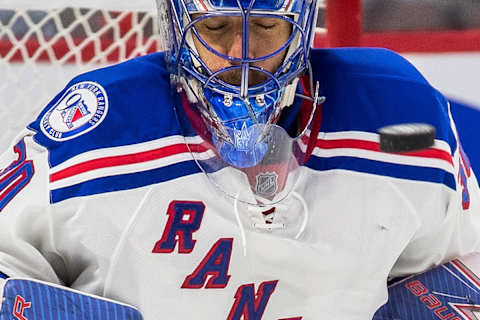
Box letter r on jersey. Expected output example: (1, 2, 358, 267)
(152, 201, 205, 254)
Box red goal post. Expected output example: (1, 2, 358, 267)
(316, 0, 480, 53)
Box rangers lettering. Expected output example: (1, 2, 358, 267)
(0, 140, 35, 212)
(152, 201, 205, 254)
(227, 280, 278, 320)
(181, 238, 233, 289)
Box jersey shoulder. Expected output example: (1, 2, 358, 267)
(307, 48, 458, 189)
(310, 47, 428, 85)
(310, 47, 455, 148)
(22, 53, 202, 204)
(28, 52, 182, 167)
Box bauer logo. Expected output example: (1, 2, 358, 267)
(41, 81, 108, 141)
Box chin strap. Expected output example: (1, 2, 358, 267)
(180, 76, 200, 104)
(278, 77, 300, 110)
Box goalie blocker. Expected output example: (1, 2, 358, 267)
(0, 278, 142, 319)
(374, 252, 480, 319)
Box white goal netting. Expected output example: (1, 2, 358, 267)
(0, 0, 162, 149)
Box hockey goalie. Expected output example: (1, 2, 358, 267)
(1, 0, 480, 318)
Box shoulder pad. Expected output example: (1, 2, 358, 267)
(28, 52, 182, 167)
(311, 47, 427, 84)
(310, 48, 456, 151)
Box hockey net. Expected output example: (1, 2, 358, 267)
(0, 1, 163, 148)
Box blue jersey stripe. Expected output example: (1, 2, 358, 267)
(306, 155, 456, 190)
(51, 160, 202, 203)
(0, 271, 8, 279)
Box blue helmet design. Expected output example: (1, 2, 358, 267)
(156, 0, 320, 168)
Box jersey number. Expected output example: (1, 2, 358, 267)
(0, 140, 35, 212)
(458, 144, 472, 210)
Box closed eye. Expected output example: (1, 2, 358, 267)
(205, 24, 227, 31)
(256, 23, 276, 30)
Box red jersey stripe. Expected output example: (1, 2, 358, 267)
(50, 143, 209, 183)
(302, 135, 454, 166)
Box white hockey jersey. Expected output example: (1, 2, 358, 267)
(0, 48, 479, 319)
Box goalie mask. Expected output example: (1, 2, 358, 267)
(156, 0, 323, 205)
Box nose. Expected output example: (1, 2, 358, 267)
(226, 32, 253, 61)
(226, 33, 243, 60)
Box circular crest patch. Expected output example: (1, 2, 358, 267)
(40, 81, 109, 141)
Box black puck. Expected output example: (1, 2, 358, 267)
(379, 123, 436, 153)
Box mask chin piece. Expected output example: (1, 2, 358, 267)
(213, 123, 269, 168)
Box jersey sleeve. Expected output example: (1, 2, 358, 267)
(0, 72, 110, 290)
(390, 94, 480, 277)
(0, 54, 172, 296)
(0, 130, 64, 284)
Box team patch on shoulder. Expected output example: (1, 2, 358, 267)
(40, 81, 108, 141)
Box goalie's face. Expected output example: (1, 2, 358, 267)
(191, 15, 292, 86)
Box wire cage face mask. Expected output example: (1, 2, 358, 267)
(157, 0, 321, 205)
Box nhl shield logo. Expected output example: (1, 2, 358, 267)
(255, 172, 279, 197)
(41, 81, 108, 141)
